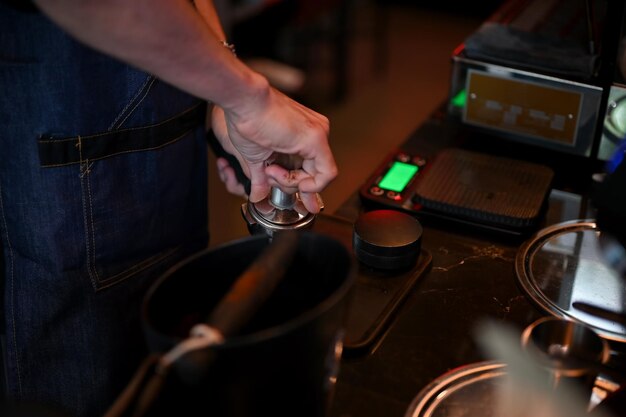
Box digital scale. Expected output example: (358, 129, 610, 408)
(359, 147, 555, 235)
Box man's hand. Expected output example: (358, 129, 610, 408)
(211, 88, 336, 214)
(215, 157, 248, 198)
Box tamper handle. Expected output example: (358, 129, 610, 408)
(241, 152, 316, 236)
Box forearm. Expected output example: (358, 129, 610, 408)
(34, 0, 268, 114)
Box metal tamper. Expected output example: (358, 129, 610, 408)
(241, 154, 318, 236)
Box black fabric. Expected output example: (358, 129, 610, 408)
(0, 0, 38, 12)
(464, 22, 599, 80)
(38, 101, 207, 167)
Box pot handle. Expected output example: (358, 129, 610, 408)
(103, 329, 221, 417)
(203, 229, 299, 338)
(103, 231, 300, 417)
(102, 354, 166, 417)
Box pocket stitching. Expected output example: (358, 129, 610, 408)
(108, 75, 157, 131)
(95, 246, 182, 292)
(0, 182, 24, 393)
(79, 158, 100, 287)
(79, 162, 186, 291)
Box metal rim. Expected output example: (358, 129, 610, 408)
(247, 200, 315, 231)
(514, 219, 626, 343)
(404, 361, 506, 417)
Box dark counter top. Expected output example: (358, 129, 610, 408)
(328, 109, 599, 417)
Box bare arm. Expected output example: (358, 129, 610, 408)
(34, 0, 336, 212)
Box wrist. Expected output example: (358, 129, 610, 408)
(208, 38, 271, 119)
(222, 69, 271, 120)
(220, 40, 236, 57)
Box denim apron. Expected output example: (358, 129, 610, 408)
(0, 4, 209, 416)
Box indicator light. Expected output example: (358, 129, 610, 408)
(378, 161, 418, 193)
(451, 89, 467, 108)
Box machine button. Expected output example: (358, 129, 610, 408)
(387, 191, 402, 201)
(413, 157, 427, 167)
(397, 153, 411, 163)
(370, 186, 384, 196)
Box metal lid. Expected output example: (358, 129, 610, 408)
(515, 219, 626, 343)
(405, 360, 620, 417)
(404, 361, 506, 417)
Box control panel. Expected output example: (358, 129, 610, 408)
(359, 150, 427, 212)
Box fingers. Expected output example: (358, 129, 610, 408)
(264, 164, 301, 192)
(264, 164, 330, 213)
(264, 156, 337, 194)
(245, 161, 271, 204)
(298, 191, 324, 214)
(299, 150, 337, 193)
(216, 158, 247, 198)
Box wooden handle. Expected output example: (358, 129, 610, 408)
(206, 231, 300, 338)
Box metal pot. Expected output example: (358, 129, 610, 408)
(141, 232, 356, 417)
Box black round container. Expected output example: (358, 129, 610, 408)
(353, 209, 422, 270)
(142, 232, 356, 417)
